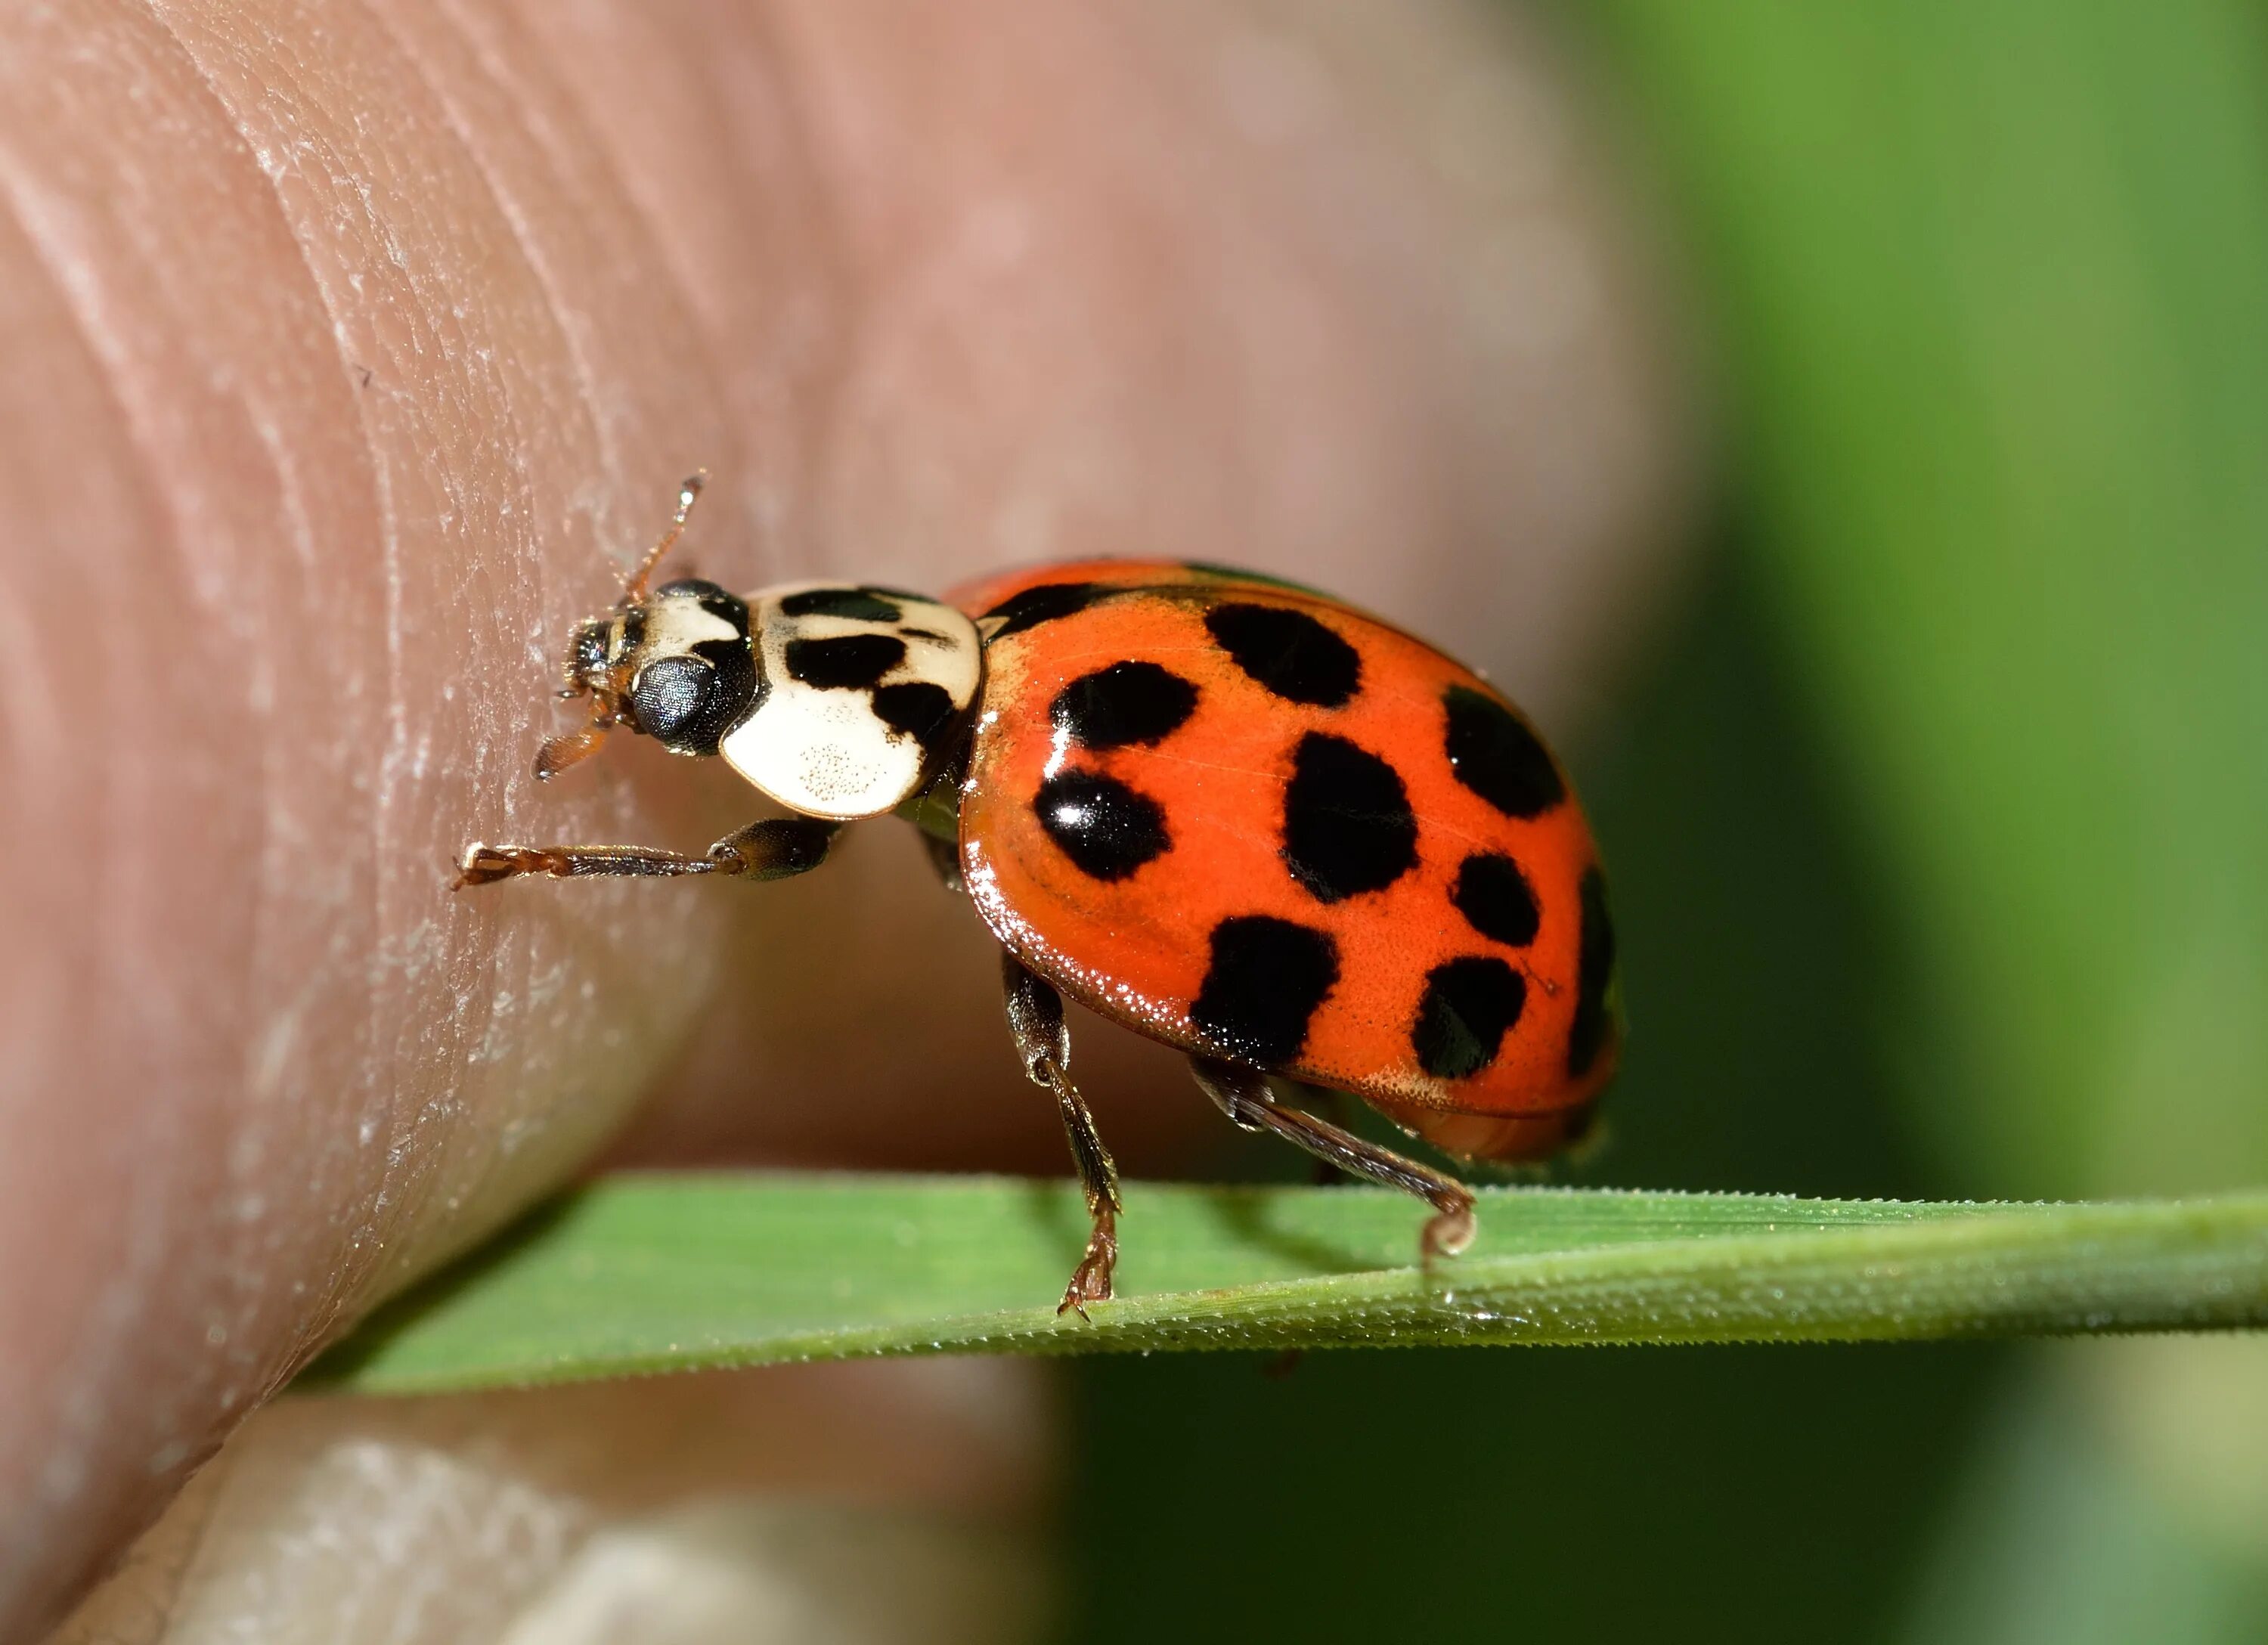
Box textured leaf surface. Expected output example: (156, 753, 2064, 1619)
(302, 1175, 2268, 1394)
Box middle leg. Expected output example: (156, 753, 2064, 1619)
(1001, 953, 1122, 1318)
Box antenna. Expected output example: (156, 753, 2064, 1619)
(621, 471, 707, 603)
(530, 472, 710, 783)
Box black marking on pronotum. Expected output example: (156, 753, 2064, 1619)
(1442, 685, 1565, 819)
(1567, 866, 1618, 1079)
(1050, 661, 1200, 751)
(984, 582, 1104, 640)
(900, 628, 952, 644)
(785, 634, 906, 690)
(1203, 603, 1362, 708)
(1280, 732, 1418, 903)
(1452, 852, 1541, 947)
(695, 631, 758, 719)
(1189, 915, 1340, 1067)
(1032, 770, 1170, 881)
(1411, 956, 1526, 1080)
(779, 586, 904, 623)
(871, 681, 959, 761)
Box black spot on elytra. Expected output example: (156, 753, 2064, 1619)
(785, 633, 906, 690)
(779, 586, 903, 622)
(1281, 733, 1418, 903)
(1033, 770, 1170, 881)
(1452, 852, 1540, 947)
(1051, 661, 1199, 751)
(1190, 915, 1340, 1067)
(1412, 956, 1526, 1080)
(1203, 603, 1362, 707)
(1567, 867, 1618, 1079)
(1443, 686, 1565, 819)
(871, 681, 959, 760)
(985, 582, 1104, 640)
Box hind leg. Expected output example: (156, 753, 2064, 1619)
(1191, 1057, 1475, 1262)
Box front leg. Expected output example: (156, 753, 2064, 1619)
(1001, 954, 1123, 1319)
(454, 816, 841, 888)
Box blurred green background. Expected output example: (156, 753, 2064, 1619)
(1064, 3, 2268, 1639)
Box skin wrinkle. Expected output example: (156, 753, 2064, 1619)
(336, 3, 777, 1272)
(135, 0, 429, 1324)
(0, 56, 238, 1609)
(222, 138, 358, 1400)
(138, 0, 660, 1303)
(336, 0, 606, 1251)
(0, 218, 166, 1644)
(141, 0, 443, 1312)
(522, 1, 846, 574)
(450, 1, 758, 505)
(184, 0, 431, 1427)
(13, 12, 676, 1624)
(388, 0, 634, 505)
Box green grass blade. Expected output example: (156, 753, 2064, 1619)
(299, 1176, 2268, 1395)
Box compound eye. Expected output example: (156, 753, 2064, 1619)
(627, 655, 720, 752)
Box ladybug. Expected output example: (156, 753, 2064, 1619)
(458, 478, 1622, 1315)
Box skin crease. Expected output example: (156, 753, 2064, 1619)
(0, 0, 1681, 1637)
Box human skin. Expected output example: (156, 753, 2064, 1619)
(0, 1, 1678, 1636)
